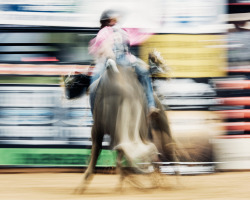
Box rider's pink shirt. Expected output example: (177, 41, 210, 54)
(89, 26, 153, 60)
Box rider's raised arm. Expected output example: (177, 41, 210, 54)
(123, 28, 154, 46)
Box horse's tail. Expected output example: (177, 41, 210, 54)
(149, 95, 178, 162)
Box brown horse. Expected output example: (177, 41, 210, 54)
(72, 59, 177, 193)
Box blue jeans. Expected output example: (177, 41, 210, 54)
(91, 55, 156, 109)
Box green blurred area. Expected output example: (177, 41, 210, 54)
(0, 148, 117, 167)
(0, 76, 61, 84)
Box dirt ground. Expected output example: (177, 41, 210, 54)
(0, 172, 250, 200)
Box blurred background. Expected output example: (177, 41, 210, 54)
(0, 0, 250, 173)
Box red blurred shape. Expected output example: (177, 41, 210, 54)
(218, 97, 250, 105)
(215, 80, 250, 89)
(216, 135, 250, 139)
(224, 122, 250, 131)
(218, 110, 250, 118)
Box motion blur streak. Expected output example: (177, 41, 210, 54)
(1, 1, 250, 199)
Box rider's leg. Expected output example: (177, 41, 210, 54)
(116, 55, 157, 110)
(132, 59, 156, 110)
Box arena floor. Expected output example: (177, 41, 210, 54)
(0, 171, 250, 200)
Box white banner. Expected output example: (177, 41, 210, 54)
(0, 0, 226, 33)
(0, 0, 162, 29)
(160, 0, 227, 33)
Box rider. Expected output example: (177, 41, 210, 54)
(89, 9, 158, 114)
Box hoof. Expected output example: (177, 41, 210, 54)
(74, 186, 86, 195)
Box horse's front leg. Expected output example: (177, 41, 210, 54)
(116, 149, 127, 191)
(75, 125, 103, 194)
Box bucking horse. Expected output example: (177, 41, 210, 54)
(63, 52, 177, 193)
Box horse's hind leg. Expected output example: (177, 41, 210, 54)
(75, 125, 104, 193)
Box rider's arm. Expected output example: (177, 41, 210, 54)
(123, 28, 153, 46)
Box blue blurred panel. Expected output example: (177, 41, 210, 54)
(0, 4, 75, 13)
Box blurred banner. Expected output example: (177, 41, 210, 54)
(0, 0, 91, 27)
(0, 0, 162, 29)
(140, 34, 227, 77)
(161, 0, 226, 33)
(153, 78, 218, 110)
(213, 136, 250, 170)
(0, 0, 226, 32)
(0, 31, 95, 64)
